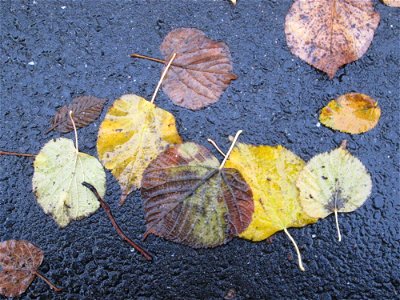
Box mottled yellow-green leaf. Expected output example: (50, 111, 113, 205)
(97, 94, 182, 205)
(32, 138, 106, 227)
(319, 93, 381, 134)
(297, 144, 372, 220)
(225, 143, 317, 242)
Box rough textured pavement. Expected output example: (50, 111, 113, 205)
(1, 1, 399, 299)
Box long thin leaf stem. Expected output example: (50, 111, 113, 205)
(130, 53, 166, 64)
(219, 130, 242, 170)
(283, 228, 305, 272)
(334, 209, 342, 242)
(82, 182, 153, 261)
(207, 138, 226, 157)
(34, 271, 62, 292)
(0, 151, 35, 157)
(150, 53, 177, 104)
(68, 111, 79, 153)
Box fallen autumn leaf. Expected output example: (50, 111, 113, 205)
(285, 0, 380, 78)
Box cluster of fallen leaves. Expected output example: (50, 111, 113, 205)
(1, 0, 394, 296)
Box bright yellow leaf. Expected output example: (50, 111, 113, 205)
(225, 143, 317, 242)
(319, 93, 381, 134)
(97, 94, 182, 205)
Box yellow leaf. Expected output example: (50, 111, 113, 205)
(319, 93, 381, 134)
(296, 143, 372, 241)
(33, 138, 106, 227)
(225, 143, 317, 242)
(97, 94, 182, 204)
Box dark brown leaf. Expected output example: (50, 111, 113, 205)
(160, 28, 237, 110)
(141, 142, 254, 248)
(48, 96, 106, 133)
(0, 240, 43, 297)
(285, 0, 380, 79)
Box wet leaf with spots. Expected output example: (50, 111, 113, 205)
(160, 28, 237, 110)
(33, 138, 106, 227)
(285, 0, 380, 78)
(296, 142, 372, 241)
(141, 142, 254, 248)
(0, 240, 61, 297)
(48, 96, 106, 133)
(319, 93, 381, 134)
(226, 143, 317, 271)
(97, 94, 182, 205)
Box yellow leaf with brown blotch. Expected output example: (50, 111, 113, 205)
(296, 142, 372, 241)
(97, 94, 182, 205)
(319, 93, 381, 134)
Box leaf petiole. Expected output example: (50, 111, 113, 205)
(207, 138, 226, 157)
(0, 150, 36, 157)
(334, 209, 342, 242)
(68, 111, 79, 153)
(34, 271, 62, 292)
(219, 130, 243, 170)
(130, 53, 167, 65)
(283, 228, 305, 272)
(150, 53, 177, 104)
(82, 182, 153, 261)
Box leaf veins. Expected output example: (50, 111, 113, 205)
(47, 96, 106, 133)
(285, 0, 380, 78)
(141, 142, 254, 248)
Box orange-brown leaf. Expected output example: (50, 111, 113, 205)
(160, 28, 237, 110)
(49, 96, 106, 133)
(0, 240, 43, 297)
(285, 0, 380, 79)
(319, 93, 381, 134)
(382, 0, 400, 7)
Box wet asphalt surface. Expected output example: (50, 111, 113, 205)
(0, 0, 399, 299)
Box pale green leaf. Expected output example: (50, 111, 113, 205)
(32, 138, 106, 227)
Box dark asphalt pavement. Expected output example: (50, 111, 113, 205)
(1, 1, 399, 299)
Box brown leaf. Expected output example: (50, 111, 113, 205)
(285, 0, 380, 79)
(160, 28, 237, 110)
(48, 96, 106, 133)
(141, 142, 254, 248)
(0, 240, 43, 297)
